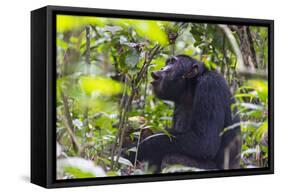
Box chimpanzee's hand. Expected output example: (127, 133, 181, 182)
(137, 133, 174, 162)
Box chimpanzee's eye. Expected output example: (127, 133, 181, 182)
(166, 56, 178, 66)
(170, 56, 178, 64)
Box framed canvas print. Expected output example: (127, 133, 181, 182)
(31, 5, 274, 188)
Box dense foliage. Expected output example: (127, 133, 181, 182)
(56, 15, 269, 179)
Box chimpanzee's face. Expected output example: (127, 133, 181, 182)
(151, 55, 202, 101)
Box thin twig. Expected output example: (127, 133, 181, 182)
(110, 75, 128, 169)
(142, 72, 148, 113)
(85, 25, 91, 65)
(61, 91, 80, 153)
(134, 129, 143, 168)
(237, 69, 268, 79)
(112, 45, 161, 169)
(83, 25, 91, 136)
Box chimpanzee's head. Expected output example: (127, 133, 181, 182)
(151, 55, 205, 101)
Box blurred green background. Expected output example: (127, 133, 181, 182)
(56, 15, 269, 179)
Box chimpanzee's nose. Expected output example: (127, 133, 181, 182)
(151, 71, 161, 80)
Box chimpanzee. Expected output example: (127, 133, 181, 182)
(133, 55, 241, 172)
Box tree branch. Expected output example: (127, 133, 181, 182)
(61, 92, 80, 153)
(111, 44, 161, 169)
(218, 24, 246, 73)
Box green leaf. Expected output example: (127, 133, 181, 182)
(247, 80, 268, 103)
(111, 156, 133, 167)
(125, 49, 140, 68)
(162, 165, 202, 173)
(79, 76, 122, 96)
(57, 15, 106, 32)
(56, 38, 68, 49)
(239, 103, 264, 110)
(254, 120, 268, 142)
(64, 166, 95, 178)
(104, 25, 123, 34)
(57, 157, 106, 179)
(95, 115, 114, 131)
(132, 20, 168, 46)
(107, 171, 119, 177)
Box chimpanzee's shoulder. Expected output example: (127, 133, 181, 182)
(197, 70, 231, 97)
(200, 70, 228, 84)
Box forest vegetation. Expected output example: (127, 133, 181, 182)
(55, 15, 269, 179)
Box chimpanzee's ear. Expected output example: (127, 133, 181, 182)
(183, 62, 204, 79)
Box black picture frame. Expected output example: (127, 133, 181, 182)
(31, 5, 274, 188)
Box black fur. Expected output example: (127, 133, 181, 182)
(136, 55, 241, 172)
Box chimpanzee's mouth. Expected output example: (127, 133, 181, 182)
(151, 72, 161, 85)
